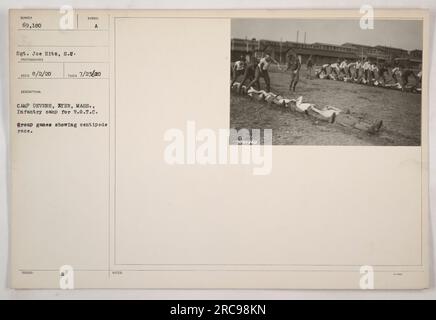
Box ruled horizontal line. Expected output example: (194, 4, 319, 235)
(18, 29, 108, 31)
(18, 269, 426, 273)
(17, 45, 109, 47)
(17, 77, 109, 80)
(18, 61, 109, 64)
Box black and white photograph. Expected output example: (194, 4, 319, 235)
(230, 19, 423, 146)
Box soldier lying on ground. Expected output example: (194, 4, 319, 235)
(232, 84, 383, 134)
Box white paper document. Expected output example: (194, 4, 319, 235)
(9, 9, 429, 289)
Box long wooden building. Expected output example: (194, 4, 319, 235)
(231, 38, 422, 68)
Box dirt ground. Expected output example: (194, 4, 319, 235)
(230, 68, 422, 146)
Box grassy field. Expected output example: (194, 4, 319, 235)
(230, 68, 422, 146)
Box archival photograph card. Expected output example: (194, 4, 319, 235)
(9, 9, 429, 289)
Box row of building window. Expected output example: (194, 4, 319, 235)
(231, 38, 419, 59)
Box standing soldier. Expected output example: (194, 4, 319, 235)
(237, 55, 259, 94)
(369, 62, 379, 85)
(339, 59, 348, 80)
(306, 55, 314, 79)
(354, 59, 363, 82)
(362, 57, 371, 84)
(346, 61, 358, 79)
(376, 62, 389, 85)
(246, 53, 280, 93)
(230, 55, 246, 88)
(287, 53, 302, 92)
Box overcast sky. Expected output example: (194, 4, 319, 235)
(231, 19, 423, 51)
